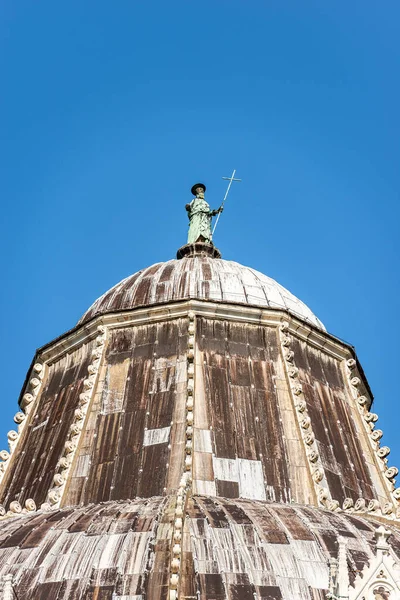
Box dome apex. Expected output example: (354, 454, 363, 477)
(79, 255, 325, 329)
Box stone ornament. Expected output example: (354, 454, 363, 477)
(318, 488, 328, 503)
(7, 431, 18, 443)
(371, 429, 383, 441)
(1, 573, 14, 600)
(304, 432, 315, 446)
(307, 450, 319, 463)
(377, 446, 391, 458)
(327, 499, 340, 512)
(9, 501, 21, 514)
(382, 502, 394, 515)
(344, 357, 400, 507)
(0, 361, 45, 496)
(292, 384, 303, 396)
(24, 499, 36, 512)
(393, 488, 400, 500)
(296, 399, 307, 413)
(368, 499, 381, 512)
(354, 498, 366, 512)
(312, 468, 324, 483)
(300, 416, 311, 430)
(343, 498, 354, 511)
(280, 321, 290, 333)
(385, 467, 398, 480)
(13, 412, 25, 425)
(48, 490, 60, 505)
(285, 350, 294, 362)
(364, 412, 378, 423)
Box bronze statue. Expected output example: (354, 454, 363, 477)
(185, 184, 222, 245)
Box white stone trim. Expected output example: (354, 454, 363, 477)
(343, 358, 400, 517)
(43, 325, 108, 510)
(168, 311, 195, 600)
(279, 320, 332, 508)
(0, 361, 46, 519)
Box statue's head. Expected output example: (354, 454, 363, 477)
(191, 183, 206, 197)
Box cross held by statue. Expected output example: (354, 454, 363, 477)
(212, 169, 241, 235)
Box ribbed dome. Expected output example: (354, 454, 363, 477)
(79, 256, 325, 329)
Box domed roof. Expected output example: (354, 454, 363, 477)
(79, 255, 325, 329)
(1, 497, 399, 598)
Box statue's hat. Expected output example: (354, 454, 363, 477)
(191, 183, 206, 196)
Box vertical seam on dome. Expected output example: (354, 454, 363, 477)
(247, 266, 272, 308)
(168, 310, 195, 600)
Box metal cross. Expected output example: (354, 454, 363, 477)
(212, 169, 241, 235)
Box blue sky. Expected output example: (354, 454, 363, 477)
(1, 2, 400, 483)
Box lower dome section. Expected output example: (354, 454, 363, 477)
(0, 497, 399, 599)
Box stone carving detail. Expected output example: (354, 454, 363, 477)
(329, 525, 400, 599)
(24, 499, 36, 512)
(44, 325, 108, 509)
(327, 499, 340, 512)
(0, 360, 45, 500)
(344, 357, 400, 509)
(168, 310, 196, 600)
(378, 447, 391, 459)
(279, 320, 331, 507)
(342, 497, 354, 512)
(354, 498, 366, 512)
(368, 499, 381, 513)
(1, 573, 14, 600)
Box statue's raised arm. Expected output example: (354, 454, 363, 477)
(186, 183, 221, 245)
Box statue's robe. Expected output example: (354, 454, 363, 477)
(187, 198, 213, 244)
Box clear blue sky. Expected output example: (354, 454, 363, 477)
(1, 2, 400, 481)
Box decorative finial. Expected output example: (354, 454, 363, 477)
(2, 574, 15, 600)
(375, 525, 392, 550)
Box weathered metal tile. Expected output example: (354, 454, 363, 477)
(237, 458, 266, 501)
(194, 428, 213, 453)
(213, 457, 238, 482)
(143, 426, 171, 447)
(216, 480, 240, 499)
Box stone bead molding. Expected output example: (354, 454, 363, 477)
(0, 361, 46, 518)
(168, 312, 195, 600)
(279, 321, 332, 508)
(42, 325, 108, 510)
(345, 357, 400, 516)
(323, 495, 400, 522)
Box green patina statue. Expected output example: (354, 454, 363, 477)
(186, 183, 223, 245)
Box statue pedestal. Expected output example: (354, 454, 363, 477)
(176, 242, 222, 259)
